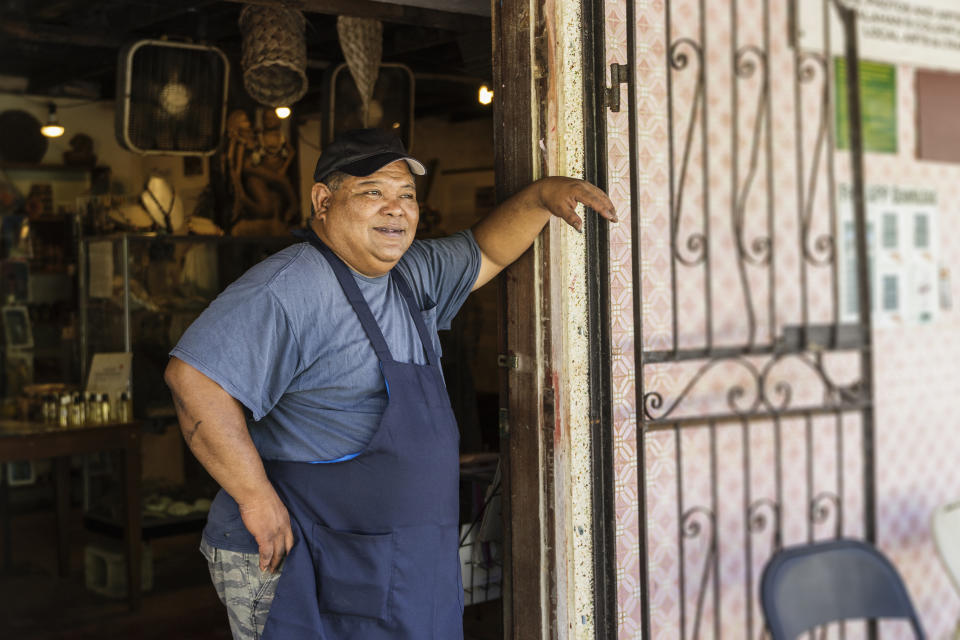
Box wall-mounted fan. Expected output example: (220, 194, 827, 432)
(115, 39, 229, 156)
(323, 63, 414, 150)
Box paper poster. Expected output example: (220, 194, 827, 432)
(799, 0, 960, 73)
(86, 352, 132, 396)
(838, 184, 939, 326)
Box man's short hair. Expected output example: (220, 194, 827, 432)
(322, 171, 348, 192)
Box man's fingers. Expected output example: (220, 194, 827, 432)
(259, 544, 273, 572)
(269, 537, 285, 572)
(575, 185, 618, 222)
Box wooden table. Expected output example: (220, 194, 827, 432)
(0, 420, 142, 611)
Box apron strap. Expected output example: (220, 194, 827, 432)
(298, 230, 395, 363)
(391, 269, 440, 369)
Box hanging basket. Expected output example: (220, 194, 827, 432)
(239, 6, 308, 107)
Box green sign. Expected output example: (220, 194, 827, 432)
(834, 58, 897, 154)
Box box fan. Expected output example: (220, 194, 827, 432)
(115, 40, 229, 156)
(324, 63, 414, 150)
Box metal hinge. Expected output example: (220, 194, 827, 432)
(498, 408, 510, 438)
(604, 62, 630, 112)
(497, 353, 519, 369)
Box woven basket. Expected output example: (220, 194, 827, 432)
(239, 6, 308, 107)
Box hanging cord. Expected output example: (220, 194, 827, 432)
(458, 476, 502, 548)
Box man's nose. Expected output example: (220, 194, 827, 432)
(381, 196, 406, 215)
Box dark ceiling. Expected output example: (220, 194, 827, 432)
(0, 0, 493, 121)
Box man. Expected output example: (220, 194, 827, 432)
(165, 128, 616, 639)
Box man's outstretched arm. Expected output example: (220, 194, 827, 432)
(164, 356, 293, 572)
(470, 176, 617, 291)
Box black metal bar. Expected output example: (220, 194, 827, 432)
(792, 5, 810, 343)
(835, 0, 876, 547)
(742, 417, 755, 638)
(774, 414, 784, 550)
(823, 0, 841, 346)
(763, 0, 776, 350)
(626, 0, 651, 635)
(665, 0, 680, 357)
(711, 420, 721, 637)
(646, 402, 869, 430)
(676, 423, 687, 636)
(699, 0, 713, 352)
(836, 410, 844, 536)
(582, 0, 618, 635)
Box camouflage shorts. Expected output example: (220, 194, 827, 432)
(200, 538, 284, 640)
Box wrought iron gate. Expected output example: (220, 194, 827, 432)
(588, 0, 874, 636)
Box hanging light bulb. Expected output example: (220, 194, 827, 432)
(275, 106, 291, 119)
(478, 85, 493, 106)
(40, 102, 64, 138)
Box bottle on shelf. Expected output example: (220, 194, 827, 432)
(99, 393, 110, 424)
(58, 394, 70, 428)
(118, 391, 131, 422)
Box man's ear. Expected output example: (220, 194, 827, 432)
(311, 182, 332, 220)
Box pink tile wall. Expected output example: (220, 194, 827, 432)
(605, 0, 960, 637)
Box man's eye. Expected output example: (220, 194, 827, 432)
(400, 193, 415, 199)
(366, 190, 381, 196)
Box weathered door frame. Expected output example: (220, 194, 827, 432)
(492, 0, 550, 636)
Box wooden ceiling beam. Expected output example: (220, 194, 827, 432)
(0, 18, 122, 48)
(220, 0, 485, 31)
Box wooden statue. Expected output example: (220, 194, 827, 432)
(225, 108, 298, 236)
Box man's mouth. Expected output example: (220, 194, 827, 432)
(374, 226, 406, 236)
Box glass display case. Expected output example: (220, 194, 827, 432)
(79, 233, 295, 421)
(78, 233, 295, 536)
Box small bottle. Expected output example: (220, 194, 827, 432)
(58, 394, 70, 428)
(118, 391, 131, 422)
(70, 393, 84, 426)
(99, 393, 110, 424)
(41, 395, 54, 423)
(85, 392, 99, 424)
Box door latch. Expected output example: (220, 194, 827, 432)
(498, 353, 519, 369)
(605, 62, 630, 112)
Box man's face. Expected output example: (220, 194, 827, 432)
(310, 160, 419, 277)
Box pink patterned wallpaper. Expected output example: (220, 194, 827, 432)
(604, 0, 960, 637)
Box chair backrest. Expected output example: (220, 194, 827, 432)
(760, 538, 924, 640)
(932, 502, 960, 597)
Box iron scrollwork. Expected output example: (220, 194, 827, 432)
(669, 37, 708, 267)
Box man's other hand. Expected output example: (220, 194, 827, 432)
(239, 490, 295, 573)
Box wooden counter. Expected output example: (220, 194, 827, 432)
(0, 420, 142, 611)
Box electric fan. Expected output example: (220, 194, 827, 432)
(323, 62, 414, 150)
(115, 39, 229, 155)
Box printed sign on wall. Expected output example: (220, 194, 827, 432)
(838, 183, 939, 326)
(799, 0, 960, 72)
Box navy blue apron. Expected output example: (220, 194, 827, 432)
(259, 232, 463, 639)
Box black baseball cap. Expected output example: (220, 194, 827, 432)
(313, 128, 426, 182)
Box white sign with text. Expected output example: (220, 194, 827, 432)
(799, 0, 960, 71)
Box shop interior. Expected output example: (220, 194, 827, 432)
(0, 2, 503, 637)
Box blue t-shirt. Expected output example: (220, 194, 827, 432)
(170, 230, 481, 462)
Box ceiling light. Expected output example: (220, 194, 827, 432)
(40, 102, 64, 138)
(275, 106, 291, 119)
(478, 85, 493, 106)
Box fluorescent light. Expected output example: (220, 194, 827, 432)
(41, 103, 64, 138)
(275, 106, 291, 119)
(478, 85, 493, 105)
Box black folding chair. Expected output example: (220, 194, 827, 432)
(760, 538, 924, 639)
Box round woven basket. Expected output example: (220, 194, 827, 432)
(239, 6, 308, 107)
